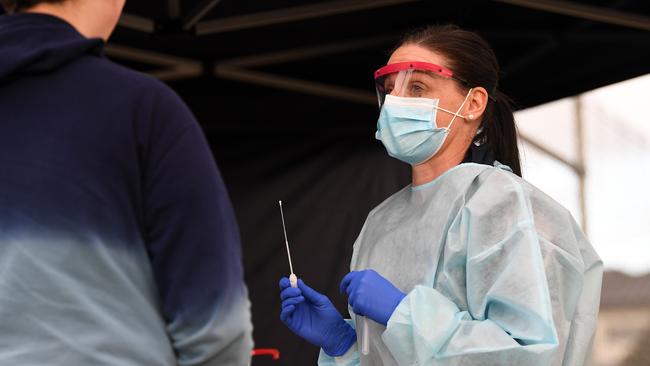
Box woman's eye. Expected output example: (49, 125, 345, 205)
(410, 84, 424, 96)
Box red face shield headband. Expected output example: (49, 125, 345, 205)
(373, 61, 495, 106)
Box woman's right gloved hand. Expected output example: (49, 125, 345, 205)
(279, 277, 357, 357)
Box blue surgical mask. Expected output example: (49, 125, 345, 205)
(375, 91, 472, 165)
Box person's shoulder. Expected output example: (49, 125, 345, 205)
(475, 163, 595, 261)
(75, 56, 200, 142)
(473, 163, 541, 202)
(457, 162, 518, 204)
(474, 162, 520, 187)
(474, 164, 565, 210)
(108, 60, 171, 91)
(93, 56, 195, 123)
(83, 56, 183, 104)
(487, 166, 571, 217)
(367, 185, 411, 219)
(464, 162, 570, 226)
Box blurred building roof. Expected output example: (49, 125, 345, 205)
(601, 271, 650, 309)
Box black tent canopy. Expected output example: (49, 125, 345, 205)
(108, 0, 650, 108)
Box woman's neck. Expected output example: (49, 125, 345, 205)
(411, 155, 463, 186)
(411, 138, 469, 186)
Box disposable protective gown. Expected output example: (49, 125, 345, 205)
(319, 162, 602, 366)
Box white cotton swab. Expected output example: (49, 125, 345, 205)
(279, 201, 297, 288)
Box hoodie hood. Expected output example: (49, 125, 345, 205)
(0, 12, 104, 82)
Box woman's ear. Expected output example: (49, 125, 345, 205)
(465, 87, 489, 123)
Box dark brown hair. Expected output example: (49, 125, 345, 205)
(399, 24, 522, 176)
(0, 0, 64, 12)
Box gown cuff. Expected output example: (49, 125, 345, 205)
(382, 285, 462, 364)
(318, 319, 360, 366)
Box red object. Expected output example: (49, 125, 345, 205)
(374, 61, 455, 79)
(251, 348, 280, 360)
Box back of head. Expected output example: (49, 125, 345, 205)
(400, 25, 522, 176)
(0, 0, 64, 12)
(1, 0, 125, 41)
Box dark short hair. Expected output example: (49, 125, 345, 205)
(0, 0, 64, 12)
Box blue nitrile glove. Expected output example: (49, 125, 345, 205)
(340, 269, 406, 326)
(279, 277, 357, 357)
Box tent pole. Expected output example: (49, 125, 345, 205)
(195, 0, 419, 35)
(184, 0, 223, 31)
(575, 95, 588, 233)
(493, 0, 650, 31)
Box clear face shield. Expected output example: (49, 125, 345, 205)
(374, 61, 470, 107)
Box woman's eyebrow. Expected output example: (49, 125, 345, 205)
(411, 70, 443, 81)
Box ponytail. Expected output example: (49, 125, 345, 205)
(475, 90, 522, 176)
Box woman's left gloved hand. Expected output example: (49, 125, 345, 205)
(340, 269, 406, 326)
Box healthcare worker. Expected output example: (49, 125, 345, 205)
(0, 0, 252, 364)
(278, 25, 603, 365)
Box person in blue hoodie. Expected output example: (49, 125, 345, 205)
(0, 1, 253, 365)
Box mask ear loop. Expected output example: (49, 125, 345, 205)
(444, 87, 473, 131)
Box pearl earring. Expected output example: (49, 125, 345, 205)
(468, 114, 475, 120)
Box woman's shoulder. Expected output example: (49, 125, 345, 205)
(474, 163, 569, 215)
(473, 163, 596, 264)
(366, 185, 411, 219)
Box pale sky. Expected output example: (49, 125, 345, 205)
(515, 73, 650, 276)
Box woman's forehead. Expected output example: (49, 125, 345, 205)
(388, 44, 449, 68)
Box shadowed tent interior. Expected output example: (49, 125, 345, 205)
(2, 1, 649, 364)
